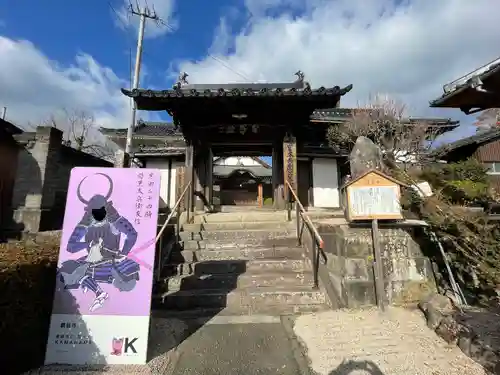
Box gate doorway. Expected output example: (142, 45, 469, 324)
(212, 155, 272, 207)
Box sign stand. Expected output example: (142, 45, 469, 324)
(343, 169, 407, 311)
(44, 167, 161, 366)
(371, 218, 385, 312)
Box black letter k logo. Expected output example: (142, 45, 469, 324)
(124, 337, 138, 353)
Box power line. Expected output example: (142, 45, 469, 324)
(107, 1, 134, 90)
(108, 1, 177, 82)
(109, 1, 255, 83)
(158, 19, 254, 82)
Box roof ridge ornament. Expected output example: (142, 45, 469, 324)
(295, 70, 305, 83)
(173, 72, 189, 90)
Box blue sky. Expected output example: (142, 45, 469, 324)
(0, 0, 498, 147)
(1, 0, 229, 94)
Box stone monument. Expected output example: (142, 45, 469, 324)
(349, 136, 384, 178)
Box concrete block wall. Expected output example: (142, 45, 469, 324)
(317, 223, 437, 308)
(11, 126, 112, 233)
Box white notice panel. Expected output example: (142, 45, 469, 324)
(347, 185, 401, 219)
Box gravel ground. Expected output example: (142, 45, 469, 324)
(293, 307, 488, 375)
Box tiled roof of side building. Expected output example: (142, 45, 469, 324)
(430, 128, 500, 158)
(100, 120, 183, 138)
(429, 56, 500, 112)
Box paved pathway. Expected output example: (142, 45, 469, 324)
(31, 309, 489, 374)
(293, 307, 487, 375)
(166, 315, 305, 375)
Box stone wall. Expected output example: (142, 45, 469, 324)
(317, 222, 437, 308)
(0, 136, 19, 238)
(10, 126, 112, 233)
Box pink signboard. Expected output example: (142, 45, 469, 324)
(45, 167, 160, 366)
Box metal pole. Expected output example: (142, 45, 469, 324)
(2, 107, 6, 120)
(124, 10, 147, 167)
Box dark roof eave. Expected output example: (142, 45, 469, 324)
(121, 84, 354, 111)
(429, 59, 500, 112)
(0, 118, 23, 135)
(134, 152, 185, 157)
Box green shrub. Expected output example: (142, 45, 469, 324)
(404, 159, 500, 305)
(0, 238, 59, 374)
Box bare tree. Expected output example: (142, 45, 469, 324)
(327, 94, 440, 169)
(42, 109, 117, 161)
(474, 108, 500, 132)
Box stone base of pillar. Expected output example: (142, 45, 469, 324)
(274, 186, 285, 209)
(114, 150, 130, 168)
(12, 207, 46, 233)
(195, 195, 204, 211)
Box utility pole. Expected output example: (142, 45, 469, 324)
(124, 4, 159, 167)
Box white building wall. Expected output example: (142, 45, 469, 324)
(312, 158, 340, 208)
(145, 158, 186, 210)
(170, 161, 184, 207)
(214, 156, 261, 166)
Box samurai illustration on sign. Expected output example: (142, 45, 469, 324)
(57, 173, 147, 312)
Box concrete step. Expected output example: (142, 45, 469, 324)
(163, 258, 308, 277)
(153, 286, 327, 311)
(159, 271, 314, 292)
(182, 221, 296, 232)
(174, 247, 304, 262)
(181, 236, 298, 250)
(151, 303, 331, 318)
(178, 228, 295, 241)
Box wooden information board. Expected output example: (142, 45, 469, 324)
(345, 170, 404, 221)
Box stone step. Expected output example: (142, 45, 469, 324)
(181, 236, 298, 250)
(153, 286, 327, 310)
(163, 259, 308, 277)
(174, 247, 304, 262)
(194, 212, 288, 223)
(193, 210, 345, 224)
(182, 221, 296, 232)
(151, 303, 331, 318)
(179, 228, 295, 241)
(159, 271, 314, 292)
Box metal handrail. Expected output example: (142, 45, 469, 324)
(154, 181, 192, 280)
(284, 180, 326, 288)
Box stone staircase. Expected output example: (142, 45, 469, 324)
(153, 211, 330, 316)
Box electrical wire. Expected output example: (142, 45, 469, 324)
(109, 0, 254, 83)
(158, 19, 254, 82)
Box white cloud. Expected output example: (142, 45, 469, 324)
(0, 36, 133, 131)
(115, 0, 177, 39)
(176, 0, 500, 139)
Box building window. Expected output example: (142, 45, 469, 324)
(484, 162, 500, 174)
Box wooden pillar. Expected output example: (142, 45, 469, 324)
(185, 143, 194, 218)
(272, 142, 285, 209)
(194, 146, 204, 212)
(258, 183, 263, 207)
(205, 147, 213, 207)
(283, 133, 297, 205)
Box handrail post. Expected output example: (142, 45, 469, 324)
(312, 232, 318, 289)
(156, 233, 163, 282)
(296, 203, 301, 246)
(186, 193, 191, 224)
(176, 203, 181, 242)
(286, 183, 292, 221)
